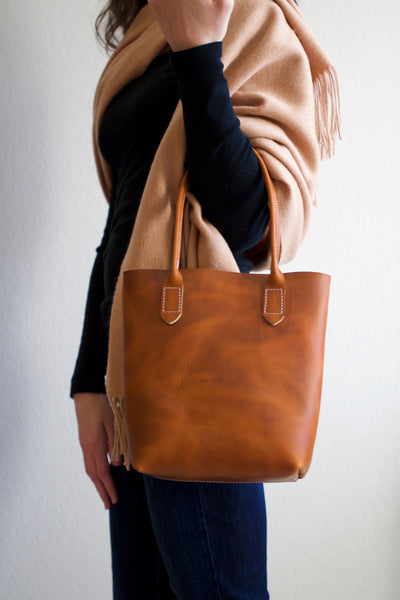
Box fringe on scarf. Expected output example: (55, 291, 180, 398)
(314, 66, 342, 160)
(108, 395, 132, 469)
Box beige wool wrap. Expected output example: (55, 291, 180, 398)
(92, 0, 341, 468)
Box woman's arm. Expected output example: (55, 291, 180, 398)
(169, 41, 269, 255)
(71, 206, 121, 510)
(150, 0, 269, 258)
(70, 208, 112, 398)
(70, 251, 107, 396)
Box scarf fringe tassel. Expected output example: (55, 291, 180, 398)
(314, 66, 342, 160)
(108, 395, 132, 470)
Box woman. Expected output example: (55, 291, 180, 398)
(71, 1, 339, 598)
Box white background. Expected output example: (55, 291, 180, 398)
(1, 1, 399, 598)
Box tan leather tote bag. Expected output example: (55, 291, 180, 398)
(122, 148, 331, 482)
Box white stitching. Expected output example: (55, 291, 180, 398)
(162, 286, 182, 313)
(264, 288, 284, 315)
(272, 193, 280, 259)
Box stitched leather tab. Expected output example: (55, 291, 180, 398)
(263, 287, 285, 325)
(161, 272, 183, 324)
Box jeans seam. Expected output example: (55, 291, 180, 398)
(196, 483, 224, 600)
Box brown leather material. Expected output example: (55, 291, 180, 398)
(122, 148, 331, 482)
(160, 271, 183, 325)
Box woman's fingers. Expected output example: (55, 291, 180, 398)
(94, 447, 119, 506)
(74, 393, 120, 508)
(83, 450, 113, 509)
(82, 435, 119, 508)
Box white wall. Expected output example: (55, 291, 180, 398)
(1, 1, 399, 599)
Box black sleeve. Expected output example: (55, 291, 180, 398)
(168, 41, 269, 255)
(69, 208, 111, 399)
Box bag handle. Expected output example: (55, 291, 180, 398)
(161, 148, 286, 326)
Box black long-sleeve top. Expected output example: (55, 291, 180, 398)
(70, 41, 269, 398)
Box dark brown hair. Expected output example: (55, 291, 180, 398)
(95, 1, 147, 53)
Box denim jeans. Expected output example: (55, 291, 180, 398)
(109, 464, 270, 600)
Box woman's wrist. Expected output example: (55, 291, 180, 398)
(147, 0, 233, 53)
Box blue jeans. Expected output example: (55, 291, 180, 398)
(109, 465, 270, 599)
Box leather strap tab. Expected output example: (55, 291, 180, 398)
(263, 287, 285, 325)
(161, 272, 183, 324)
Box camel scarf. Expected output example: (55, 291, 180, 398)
(92, 0, 341, 467)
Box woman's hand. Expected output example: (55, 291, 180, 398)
(73, 392, 122, 509)
(148, 0, 234, 52)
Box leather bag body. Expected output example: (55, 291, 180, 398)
(122, 149, 331, 482)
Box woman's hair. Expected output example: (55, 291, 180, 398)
(95, 1, 147, 53)
(96, 0, 299, 54)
